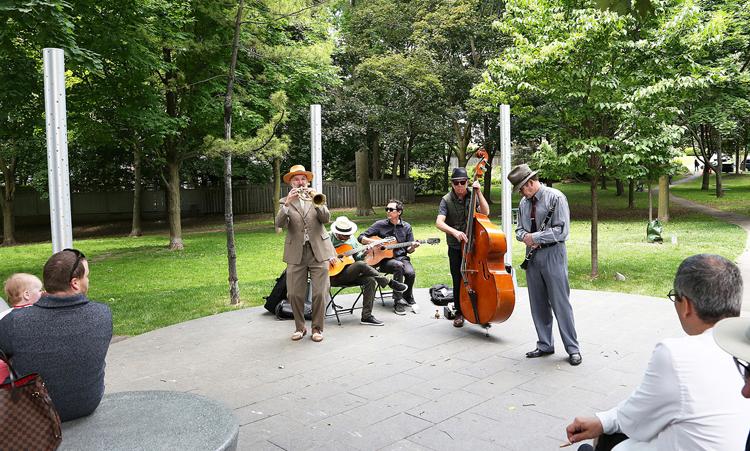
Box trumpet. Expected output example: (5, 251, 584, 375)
(295, 187, 326, 206)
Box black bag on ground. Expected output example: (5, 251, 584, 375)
(274, 280, 313, 321)
(264, 270, 287, 314)
(429, 284, 453, 306)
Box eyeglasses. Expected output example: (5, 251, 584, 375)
(64, 248, 86, 281)
(734, 357, 750, 380)
(452, 180, 467, 186)
(667, 289, 682, 303)
(385, 207, 400, 212)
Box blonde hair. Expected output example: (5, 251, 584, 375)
(4, 273, 43, 307)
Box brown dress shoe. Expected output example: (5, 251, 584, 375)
(453, 315, 464, 328)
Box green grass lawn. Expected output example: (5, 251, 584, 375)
(1, 181, 743, 336)
(671, 173, 750, 216)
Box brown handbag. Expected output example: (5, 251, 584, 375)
(0, 350, 62, 451)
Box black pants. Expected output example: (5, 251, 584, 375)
(448, 246, 463, 316)
(330, 261, 380, 319)
(378, 257, 415, 302)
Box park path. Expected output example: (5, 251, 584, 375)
(670, 174, 750, 311)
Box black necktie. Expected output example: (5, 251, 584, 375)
(530, 197, 538, 233)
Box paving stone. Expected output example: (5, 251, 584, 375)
(406, 389, 486, 424)
(406, 371, 480, 401)
(336, 412, 434, 450)
(349, 372, 426, 401)
(105, 288, 691, 450)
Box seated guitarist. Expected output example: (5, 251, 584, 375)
(330, 216, 407, 326)
(359, 199, 420, 315)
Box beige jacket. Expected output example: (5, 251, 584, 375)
(275, 198, 335, 264)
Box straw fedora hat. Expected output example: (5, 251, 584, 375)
(330, 216, 358, 236)
(283, 164, 313, 184)
(714, 317, 750, 363)
(507, 164, 539, 192)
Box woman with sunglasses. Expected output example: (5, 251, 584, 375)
(435, 167, 489, 327)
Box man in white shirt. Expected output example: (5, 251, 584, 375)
(566, 254, 750, 451)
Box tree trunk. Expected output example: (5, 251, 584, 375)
(628, 179, 635, 209)
(713, 127, 723, 198)
(221, 0, 244, 305)
(165, 160, 184, 250)
(590, 173, 599, 278)
(0, 155, 17, 246)
(443, 143, 451, 192)
(163, 47, 183, 250)
(658, 175, 669, 222)
(453, 119, 472, 167)
(273, 157, 282, 233)
(615, 179, 624, 196)
(368, 129, 380, 180)
(129, 146, 143, 237)
(648, 180, 653, 222)
(356, 148, 373, 215)
(224, 153, 239, 304)
(0, 198, 13, 246)
(600, 174, 607, 190)
(701, 165, 710, 190)
(391, 146, 401, 180)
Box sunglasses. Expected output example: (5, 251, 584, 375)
(385, 207, 400, 212)
(64, 248, 86, 281)
(666, 288, 682, 303)
(735, 357, 750, 380)
(452, 180, 467, 186)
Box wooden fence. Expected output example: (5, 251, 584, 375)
(7, 179, 415, 223)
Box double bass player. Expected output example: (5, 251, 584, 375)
(435, 167, 489, 327)
(508, 164, 582, 366)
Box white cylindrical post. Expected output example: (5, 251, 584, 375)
(499, 105, 513, 266)
(43, 48, 73, 253)
(310, 105, 322, 193)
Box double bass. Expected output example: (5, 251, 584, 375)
(458, 149, 515, 333)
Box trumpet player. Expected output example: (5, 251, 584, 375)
(276, 164, 336, 343)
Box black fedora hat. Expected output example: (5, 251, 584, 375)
(450, 167, 469, 180)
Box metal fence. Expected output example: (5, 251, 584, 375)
(7, 179, 415, 223)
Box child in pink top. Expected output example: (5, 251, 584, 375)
(0, 273, 43, 381)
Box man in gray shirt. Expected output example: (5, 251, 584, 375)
(0, 249, 112, 421)
(508, 164, 581, 366)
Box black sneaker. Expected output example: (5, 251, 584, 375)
(360, 316, 384, 326)
(394, 302, 407, 315)
(388, 279, 408, 293)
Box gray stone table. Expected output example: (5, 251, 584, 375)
(60, 390, 239, 451)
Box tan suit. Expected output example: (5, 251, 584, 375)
(275, 198, 335, 332)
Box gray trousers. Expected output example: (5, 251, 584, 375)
(524, 244, 579, 354)
(286, 242, 329, 333)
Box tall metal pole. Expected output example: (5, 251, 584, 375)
(310, 105, 323, 193)
(43, 48, 73, 253)
(499, 105, 513, 267)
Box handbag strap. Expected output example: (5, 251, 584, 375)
(0, 349, 20, 387)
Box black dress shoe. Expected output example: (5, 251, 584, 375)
(569, 353, 582, 366)
(525, 348, 554, 358)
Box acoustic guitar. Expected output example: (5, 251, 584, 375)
(364, 237, 441, 266)
(328, 237, 395, 277)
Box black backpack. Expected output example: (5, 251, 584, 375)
(264, 269, 313, 320)
(429, 284, 453, 306)
(264, 270, 288, 314)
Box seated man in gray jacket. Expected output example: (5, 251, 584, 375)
(0, 249, 112, 422)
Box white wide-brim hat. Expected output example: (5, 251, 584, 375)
(331, 216, 358, 236)
(714, 317, 750, 362)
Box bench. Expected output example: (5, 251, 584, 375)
(59, 390, 238, 450)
